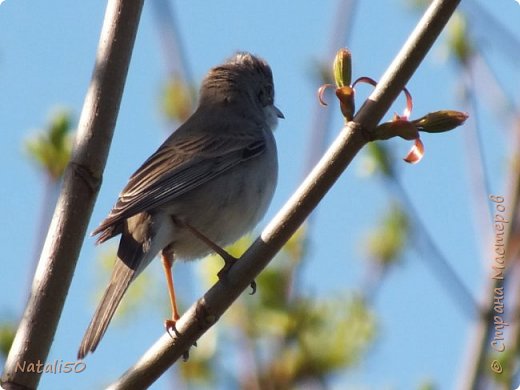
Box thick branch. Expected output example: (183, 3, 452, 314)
(0, 1, 144, 389)
(109, 0, 461, 388)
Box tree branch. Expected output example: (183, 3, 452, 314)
(1, 1, 144, 389)
(109, 0, 461, 388)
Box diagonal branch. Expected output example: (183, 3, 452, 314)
(390, 176, 478, 317)
(458, 122, 520, 390)
(109, 1, 461, 388)
(0, 1, 144, 389)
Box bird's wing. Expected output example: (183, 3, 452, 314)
(92, 127, 266, 243)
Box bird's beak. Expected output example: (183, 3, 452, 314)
(274, 106, 284, 119)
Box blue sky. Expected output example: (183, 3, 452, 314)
(1, 0, 520, 389)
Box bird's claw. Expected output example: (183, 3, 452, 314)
(217, 256, 256, 295)
(249, 280, 257, 295)
(164, 319, 180, 338)
(164, 319, 197, 361)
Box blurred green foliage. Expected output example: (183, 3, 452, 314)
(0, 322, 16, 360)
(161, 75, 196, 123)
(417, 380, 437, 390)
(25, 110, 74, 181)
(446, 13, 473, 65)
(181, 229, 377, 389)
(363, 142, 394, 178)
(365, 203, 409, 266)
(488, 349, 513, 386)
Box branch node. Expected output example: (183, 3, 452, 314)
(358, 123, 377, 142)
(69, 162, 102, 194)
(195, 298, 219, 328)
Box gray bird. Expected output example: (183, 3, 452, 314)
(78, 52, 282, 359)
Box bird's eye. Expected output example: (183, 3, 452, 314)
(257, 90, 267, 106)
(258, 85, 273, 106)
(265, 84, 273, 98)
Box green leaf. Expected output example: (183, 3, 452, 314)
(25, 110, 74, 181)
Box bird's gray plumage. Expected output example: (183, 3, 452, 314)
(78, 52, 282, 359)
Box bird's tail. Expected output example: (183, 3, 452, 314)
(77, 258, 135, 360)
(78, 213, 160, 359)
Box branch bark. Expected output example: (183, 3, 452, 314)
(109, 0, 461, 388)
(1, 1, 144, 389)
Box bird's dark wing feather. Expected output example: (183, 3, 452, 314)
(92, 131, 265, 243)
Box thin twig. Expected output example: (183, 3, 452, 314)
(27, 178, 59, 296)
(151, 0, 194, 85)
(108, 1, 461, 388)
(463, 63, 494, 259)
(461, 0, 520, 65)
(391, 176, 478, 316)
(458, 120, 520, 390)
(292, 0, 359, 300)
(361, 174, 478, 317)
(0, 1, 144, 389)
(458, 57, 509, 390)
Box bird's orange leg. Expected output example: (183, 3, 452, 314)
(161, 247, 180, 337)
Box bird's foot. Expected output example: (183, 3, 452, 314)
(164, 319, 180, 338)
(164, 318, 197, 361)
(217, 256, 256, 295)
(173, 217, 257, 294)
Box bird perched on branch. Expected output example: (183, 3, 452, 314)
(78, 52, 283, 359)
